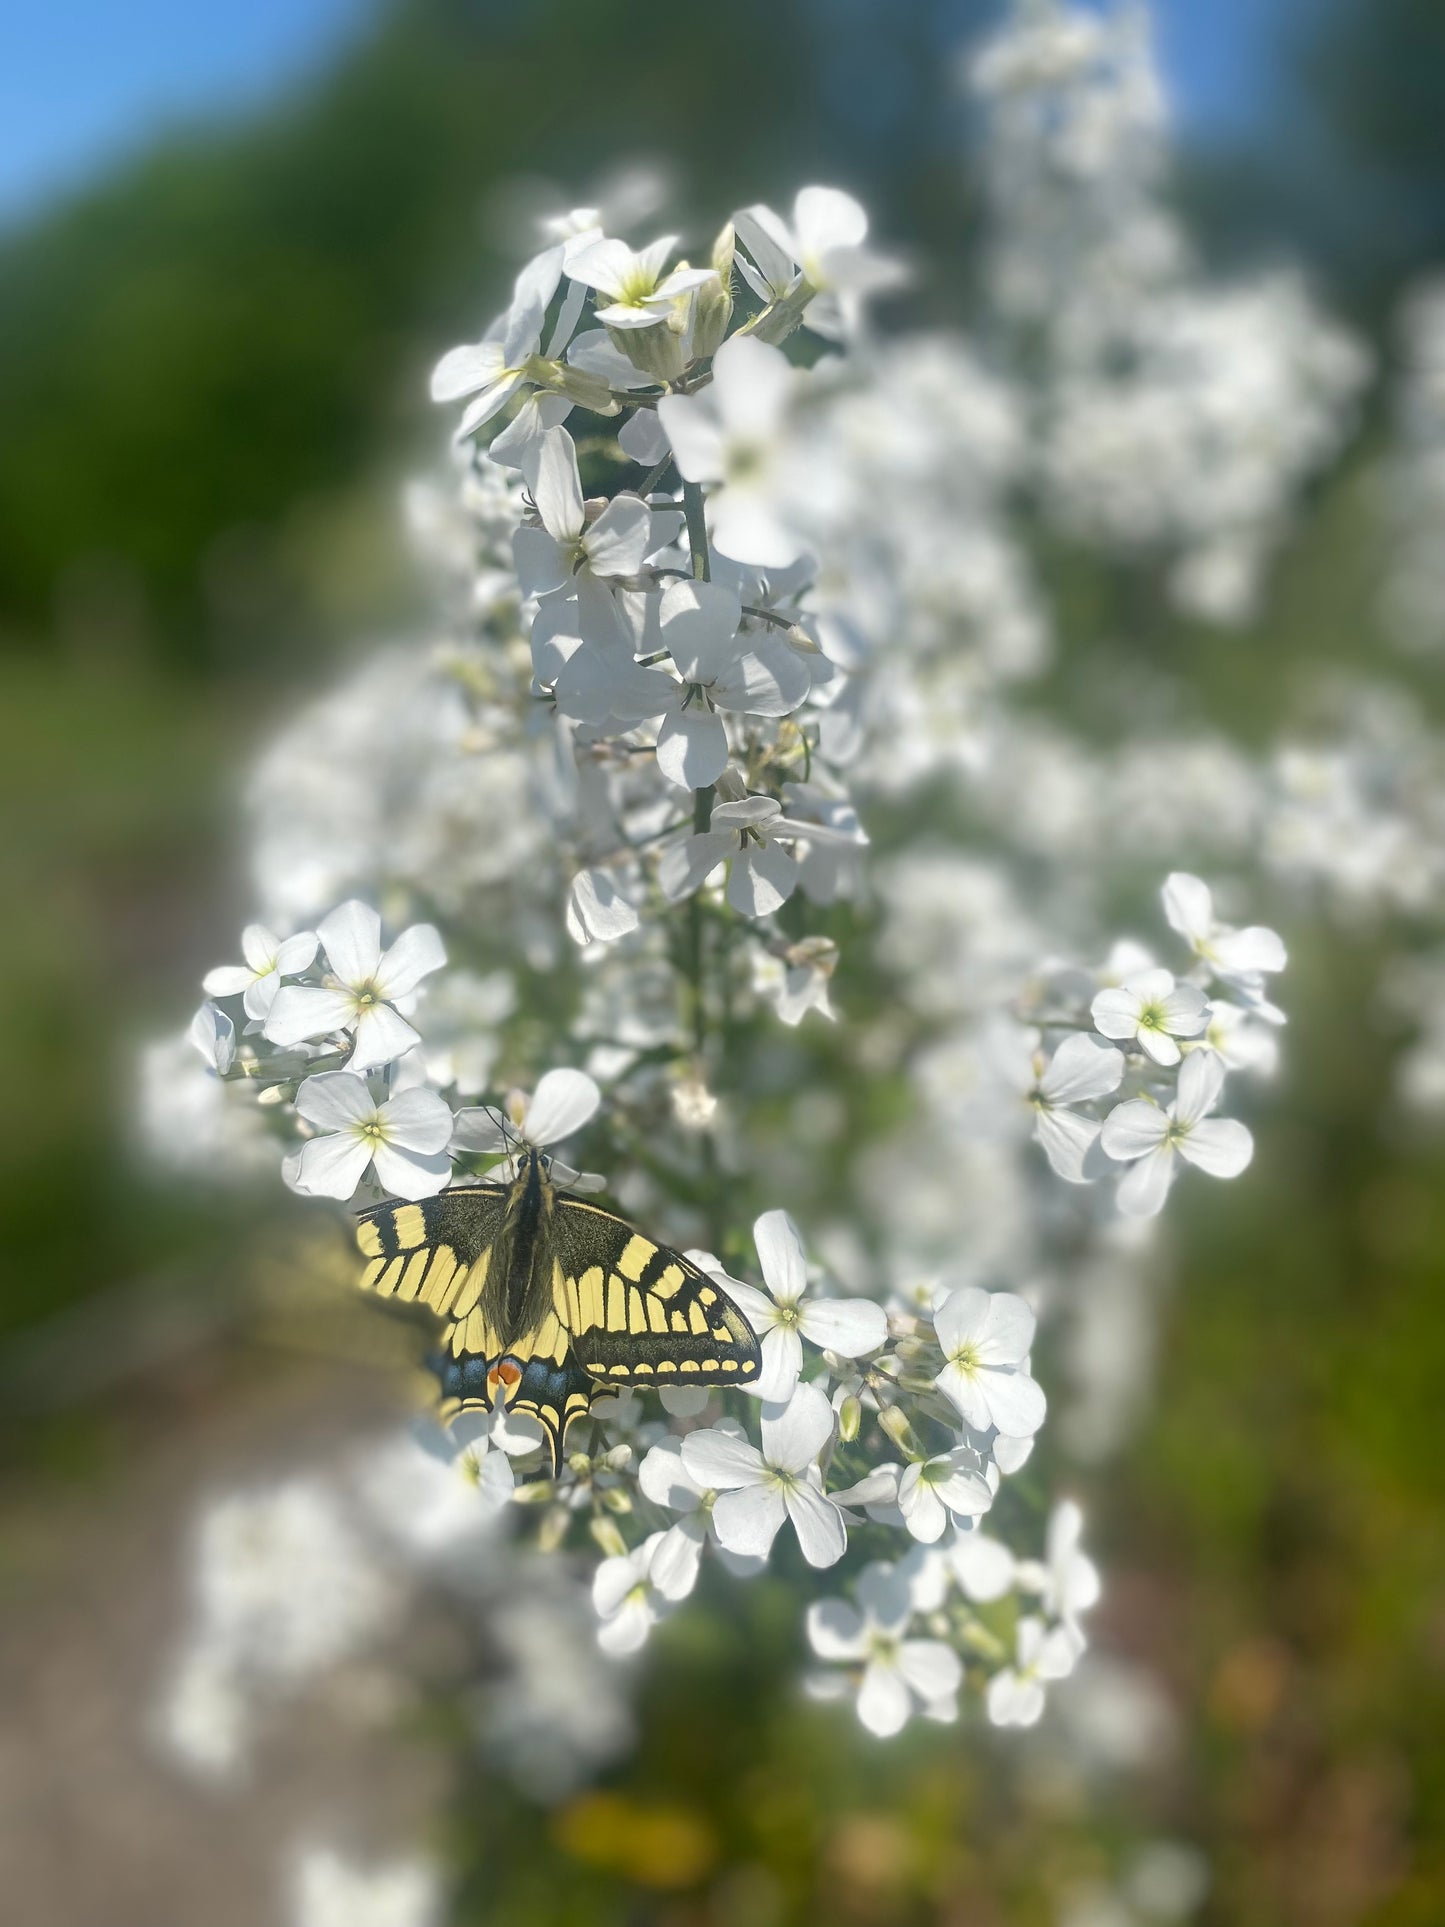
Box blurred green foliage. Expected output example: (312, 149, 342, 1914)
(1, 1, 1444, 1923)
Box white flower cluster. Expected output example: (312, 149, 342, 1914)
(147, 90, 1313, 1819)
(970, 0, 1368, 624)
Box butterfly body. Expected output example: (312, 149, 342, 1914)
(354, 1150, 761, 1471)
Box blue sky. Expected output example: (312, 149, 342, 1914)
(0, 0, 1317, 223)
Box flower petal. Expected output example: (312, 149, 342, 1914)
(370, 1140, 452, 1201)
(757, 1324, 804, 1404)
(977, 1291, 1036, 1366)
(523, 1067, 600, 1146)
(1116, 1145, 1176, 1217)
(856, 1660, 910, 1737)
(585, 493, 652, 578)
(295, 1132, 372, 1200)
(638, 1440, 703, 1511)
(897, 1639, 962, 1703)
(785, 1481, 847, 1568)
(656, 707, 729, 792)
(374, 923, 447, 1000)
(1099, 1099, 1170, 1162)
(1162, 871, 1213, 943)
(932, 1285, 988, 1356)
(979, 1365, 1047, 1439)
(1179, 1116, 1253, 1178)
(680, 1427, 765, 1491)
(295, 1070, 375, 1129)
(806, 1597, 867, 1660)
(1175, 1046, 1226, 1125)
(728, 841, 796, 918)
(710, 1484, 786, 1557)
(264, 983, 356, 1047)
(1039, 1033, 1125, 1104)
(379, 1087, 454, 1154)
(754, 1207, 807, 1303)
(348, 1001, 421, 1072)
(797, 1296, 888, 1358)
(318, 900, 382, 987)
(760, 1381, 834, 1473)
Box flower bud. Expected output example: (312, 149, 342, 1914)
(836, 1392, 862, 1443)
(589, 1515, 628, 1559)
(689, 271, 733, 362)
(600, 1484, 634, 1515)
(878, 1402, 922, 1459)
(608, 318, 685, 386)
(537, 1506, 570, 1553)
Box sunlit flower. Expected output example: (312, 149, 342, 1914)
(658, 337, 804, 567)
(807, 1561, 961, 1736)
(932, 1286, 1047, 1438)
(265, 901, 445, 1072)
(291, 1072, 453, 1201)
(1091, 967, 1208, 1068)
(592, 1531, 680, 1654)
(203, 923, 318, 1021)
(985, 1614, 1080, 1728)
(681, 1382, 846, 1568)
(1101, 1048, 1253, 1217)
(722, 1209, 888, 1401)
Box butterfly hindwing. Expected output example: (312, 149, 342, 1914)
(548, 1195, 762, 1390)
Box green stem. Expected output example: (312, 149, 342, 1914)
(682, 480, 711, 584)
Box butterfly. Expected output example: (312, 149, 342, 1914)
(354, 1147, 761, 1473)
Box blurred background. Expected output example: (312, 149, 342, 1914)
(3, 1, 1444, 1923)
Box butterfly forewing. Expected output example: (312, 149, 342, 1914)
(355, 1186, 507, 1319)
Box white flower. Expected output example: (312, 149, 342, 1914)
(949, 1526, 1018, 1602)
(637, 1428, 766, 1595)
(515, 426, 653, 599)
(896, 1448, 994, 1543)
(650, 577, 810, 790)
(1204, 999, 1279, 1075)
(592, 1531, 679, 1654)
(292, 1846, 443, 1927)
(988, 1026, 1124, 1180)
(430, 245, 563, 440)
(1100, 1048, 1253, 1218)
(1163, 871, 1287, 986)
(265, 901, 446, 1072)
(657, 336, 804, 567)
(566, 868, 641, 946)
(721, 1209, 888, 1401)
(1016, 1499, 1101, 1631)
(932, 1286, 1047, 1439)
(566, 235, 714, 330)
(985, 1615, 1080, 1728)
(753, 936, 839, 1027)
(291, 1071, 453, 1201)
(1091, 967, 1208, 1067)
(807, 1561, 962, 1736)
(203, 922, 317, 1020)
(658, 793, 846, 919)
(355, 1415, 517, 1555)
(451, 1067, 601, 1188)
(680, 1382, 847, 1568)
(188, 1001, 236, 1074)
(733, 186, 899, 339)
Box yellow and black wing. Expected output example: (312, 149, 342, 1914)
(355, 1185, 508, 1317)
(548, 1195, 762, 1390)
